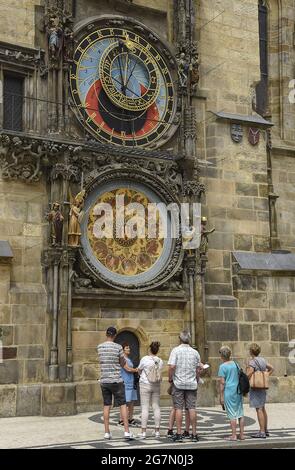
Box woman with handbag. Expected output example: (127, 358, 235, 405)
(246, 343, 274, 439)
(218, 346, 245, 441)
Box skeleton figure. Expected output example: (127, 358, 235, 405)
(177, 52, 189, 88)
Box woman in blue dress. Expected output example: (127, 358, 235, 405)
(119, 343, 138, 425)
(218, 346, 245, 440)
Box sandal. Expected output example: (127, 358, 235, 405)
(225, 436, 237, 441)
(118, 420, 124, 426)
(128, 418, 137, 425)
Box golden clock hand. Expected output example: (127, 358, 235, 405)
(103, 71, 141, 98)
(123, 52, 129, 89)
(125, 55, 140, 89)
(116, 45, 125, 94)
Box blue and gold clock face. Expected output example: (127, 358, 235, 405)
(70, 26, 177, 147)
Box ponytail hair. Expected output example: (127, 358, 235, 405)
(150, 341, 160, 355)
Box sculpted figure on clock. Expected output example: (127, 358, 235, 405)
(200, 217, 215, 256)
(47, 202, 64, 246)
(47, 16, 63, 61)
(68, 190, 86, 247)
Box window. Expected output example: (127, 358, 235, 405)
(3, 74, 24, 131)
(256, 0, 268, 116)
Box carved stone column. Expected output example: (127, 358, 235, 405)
(186, 253, 196, 347)
(43, 247, 63, 381)
(66, 248, 78, 381)
(266, 129, 280, 250)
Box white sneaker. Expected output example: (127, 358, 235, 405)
(124, 431, 135, 440)
(154, 431, 160, 438)
(137, 432, 146, 439)
(104, 432, 112, 440)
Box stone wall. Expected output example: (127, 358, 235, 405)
(0, 1, 42, 48)
(75, 0, 169, 41)
(0, 179, 47, 417)
(272, 154, 295, 252)
(204, 259, 295, 407)
(71, 299, 189, 383)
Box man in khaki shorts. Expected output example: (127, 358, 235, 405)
(168, 330, 202, 443)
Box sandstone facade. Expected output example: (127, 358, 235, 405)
(0, 0, 294, 416)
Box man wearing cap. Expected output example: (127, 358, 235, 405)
(97, 326, 135, 440)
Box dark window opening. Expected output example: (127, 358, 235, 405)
(256, 0, 268, 116)
(3, 74, 24, 131)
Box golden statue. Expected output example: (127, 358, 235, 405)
(68, 190, 86, 247)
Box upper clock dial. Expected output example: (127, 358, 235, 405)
(99, 37, 160, 112)
(70, 26, 176, 148)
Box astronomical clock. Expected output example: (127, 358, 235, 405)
(70, 17, 182, 292)
(70, 19, 178, 148)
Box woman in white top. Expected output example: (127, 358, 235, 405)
(137, 341, 163, 439)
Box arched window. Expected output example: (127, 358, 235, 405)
(256, 0, 268, 115)
(115, 330, 140, 367)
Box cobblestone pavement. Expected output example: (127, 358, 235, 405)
(1, 404, 295, 449)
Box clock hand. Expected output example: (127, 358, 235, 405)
(117, 54, 125, 94)
(125, 55, 140, 90)
(104, 71, 141, 98)
(123, 51, 129, 89)
(116, 40, 126, 94)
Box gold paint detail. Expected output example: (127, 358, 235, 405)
(87, 188, 164, 276)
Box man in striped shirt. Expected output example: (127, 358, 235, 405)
(97, 326, 135, 440)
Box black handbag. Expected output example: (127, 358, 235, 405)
(133, 372, 139, 390)
(235, 362, 250, 396)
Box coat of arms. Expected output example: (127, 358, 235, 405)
(248, 127, 260, 146)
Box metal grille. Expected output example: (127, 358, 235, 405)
(3, 75, 24, 131)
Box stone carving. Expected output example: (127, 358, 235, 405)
(184, 107, 197, 140)
(0, 134, 60, 182)
(68, 190, 86, 247)
(199, 217, 215, 256)
(183, 180, 205, 198)
(92, 155, 183, 197)
(63, 26, 74, 63)
(44, 5, 74, 68)
(0, 42, 45, 69)
(51, 163, 80, 182)
(177, 52, 190, 89)
(47, 15, 64, 64)
(190, 43, 199, 91)
(74, 275, 93, 289)
(231, 123, 243, 143)
(47, 202, 64, 246)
